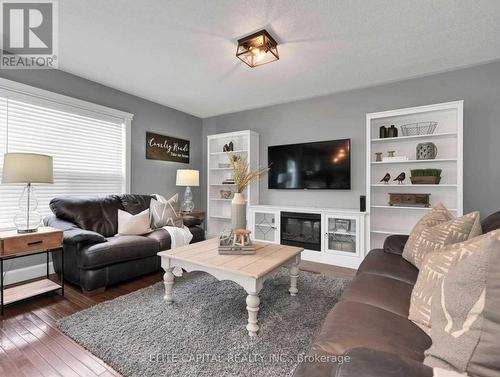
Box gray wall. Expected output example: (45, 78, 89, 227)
(0, 69, 203, 274)
(203, 60, 500, 218)
(4, 59, 499, 276)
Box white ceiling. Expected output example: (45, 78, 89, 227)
(59, 0, 500, 118)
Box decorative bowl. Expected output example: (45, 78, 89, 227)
(220, 190, 233, 199)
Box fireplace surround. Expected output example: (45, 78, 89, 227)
(249, 204, 366, 269)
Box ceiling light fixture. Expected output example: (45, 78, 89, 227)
(236, 29, 279, 68)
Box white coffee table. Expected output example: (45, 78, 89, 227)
(158, 239, 303, 336)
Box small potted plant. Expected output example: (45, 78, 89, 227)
(410, 169, 442, 184)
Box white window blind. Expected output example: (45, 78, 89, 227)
(0, 94, 127, 229)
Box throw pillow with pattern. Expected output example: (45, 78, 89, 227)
(150, 194, 183, 228)
(403, 209, 481, 269)
(409, 229, 493, 334)
(424, 235, 500, 377)
(403, 203, 455, 268)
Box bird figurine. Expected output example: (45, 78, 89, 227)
(380, 173, 391, 184)
(394, 172, 406, 184)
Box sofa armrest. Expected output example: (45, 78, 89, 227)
(383, 234, 409, 255)
(335, 348, 432, 377)
(44, 215, 106, 245)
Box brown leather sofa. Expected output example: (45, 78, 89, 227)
(294, 211, 500, 377)
(45, 194, 205, 293)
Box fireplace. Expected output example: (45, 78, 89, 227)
(280, 212, 321, 251)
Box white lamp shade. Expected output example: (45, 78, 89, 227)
(176, 169, 199, 187)
(2, 153, 54, 184)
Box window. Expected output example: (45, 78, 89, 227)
(0, 80, 132, 229)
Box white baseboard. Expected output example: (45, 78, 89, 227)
(3, 262, 55, 286)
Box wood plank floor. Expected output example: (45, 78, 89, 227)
(0, 263, 356, 377)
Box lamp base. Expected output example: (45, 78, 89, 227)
(17, 228, 39, 234)
(180, 186, 195, 213)
(14, 183, 42, 234)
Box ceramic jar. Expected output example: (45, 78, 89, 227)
(387, 125, 398, 138)
(231, 193, 246, 229)
(416, 142, 438, 160)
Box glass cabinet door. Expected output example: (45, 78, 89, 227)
(253, 211, 279, 243)
(324, 215, 359, 256)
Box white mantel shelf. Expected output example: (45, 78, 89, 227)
(249, 204, 367, 216)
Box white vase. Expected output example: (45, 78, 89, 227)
(231, 193, 246, 230)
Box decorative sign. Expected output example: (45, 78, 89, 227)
(146, 132, 190, 163)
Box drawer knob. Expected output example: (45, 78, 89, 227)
(27, 240, 43, 246)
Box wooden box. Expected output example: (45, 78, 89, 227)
(410, 176, 441, 184)
(389, 193, 431, 207)
(218, 246, 256, 255)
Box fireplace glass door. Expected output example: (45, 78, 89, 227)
(280, 212, 321, 251)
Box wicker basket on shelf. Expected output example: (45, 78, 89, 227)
(400, 122, 437, 136)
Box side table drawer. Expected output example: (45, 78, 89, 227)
(1, 232, 63, 256)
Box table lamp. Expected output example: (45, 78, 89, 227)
(176, 169, 199, 212)
(2, 153, 54, 233)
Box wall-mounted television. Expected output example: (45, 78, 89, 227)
(268, 139, 351, 190)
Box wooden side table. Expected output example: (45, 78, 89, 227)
(0, 226, 64, 315)
(181, 210, 206, 230)
(180, 210, 206, 221)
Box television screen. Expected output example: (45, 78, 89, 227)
(268, 139, 351, 190)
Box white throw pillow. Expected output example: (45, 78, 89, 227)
(117, 209, 150, 235)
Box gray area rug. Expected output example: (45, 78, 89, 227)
(57, 269, 349, 377)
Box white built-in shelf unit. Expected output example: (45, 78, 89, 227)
(366, 101, 463, 250)
(206, 130, 259, 237)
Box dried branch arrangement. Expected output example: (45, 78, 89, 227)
(228, 153, 270, 193)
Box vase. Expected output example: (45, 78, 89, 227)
(387, 125, 398, 138)
(231, 193, 246, 230)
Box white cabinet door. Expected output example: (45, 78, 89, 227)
(323, 214, 361, 257)
(251, 210, 279, 243)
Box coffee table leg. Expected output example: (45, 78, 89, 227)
(163, 268, 175, 304)
(246, 293, 260, 336)
(289, 261, 299, 296)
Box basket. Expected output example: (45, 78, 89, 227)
(400, 122, 437, 136)
(410, 176, 441, 184)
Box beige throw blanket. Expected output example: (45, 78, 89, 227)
(161, 225, 193, 277)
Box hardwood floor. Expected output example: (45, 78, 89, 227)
(0, 263, 356, 377)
